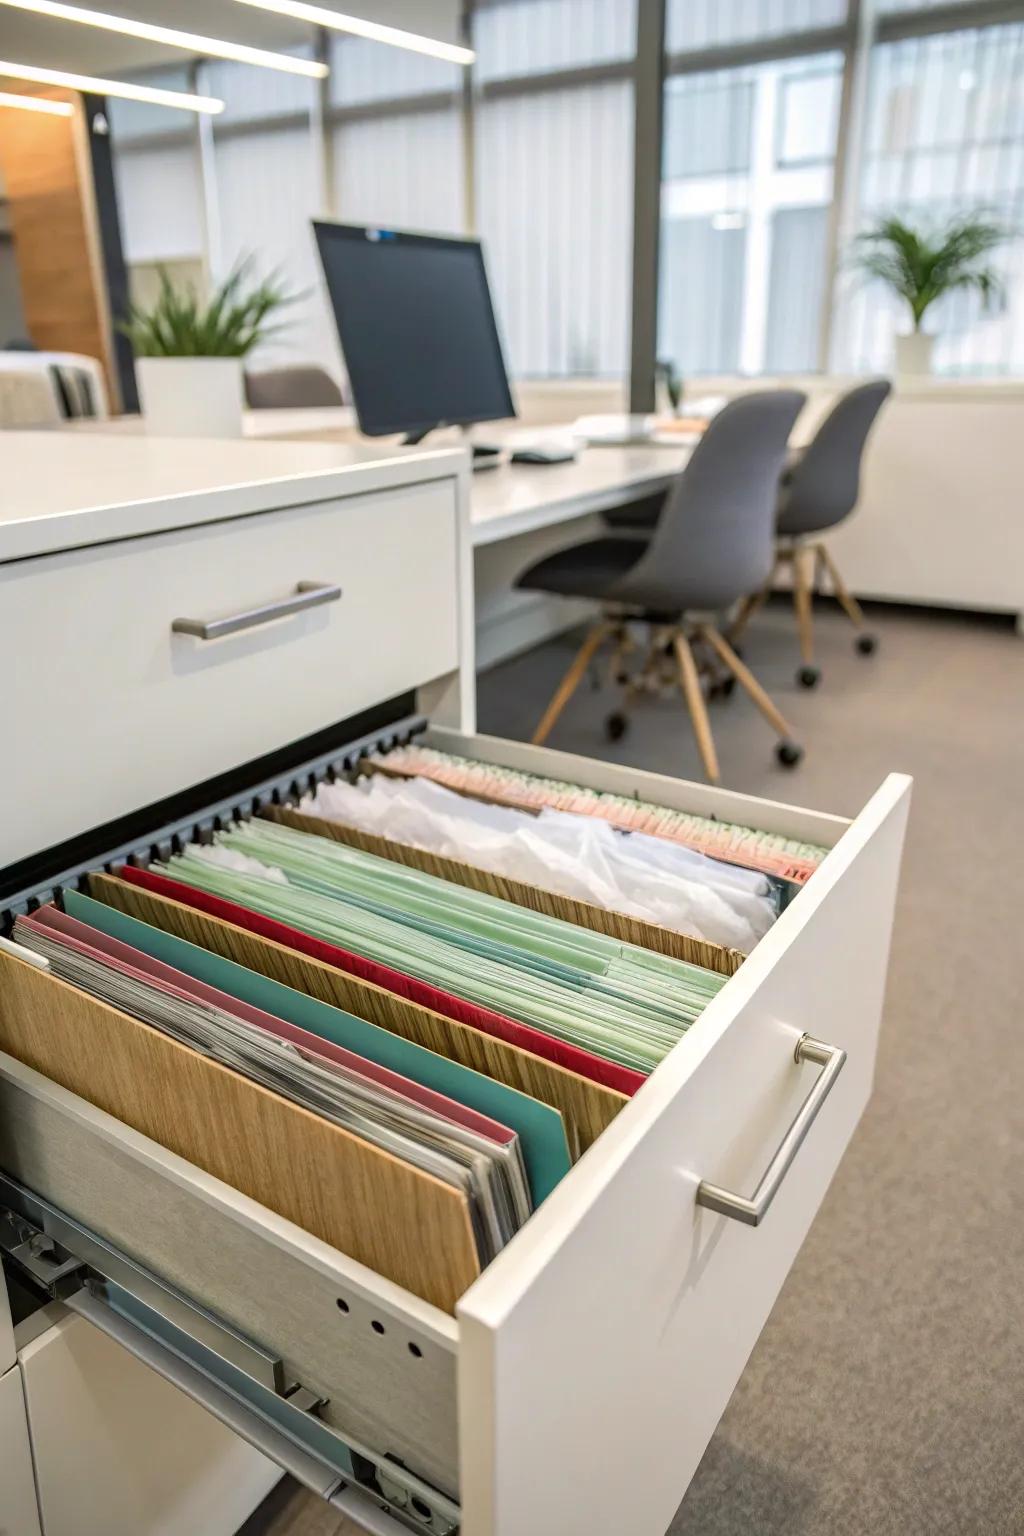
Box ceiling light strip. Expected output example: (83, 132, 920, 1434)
(0, 59, 224, 111)
(227, 0, 474, 66)
(0, 0, 326, 78)
(0, 87, 73, 113)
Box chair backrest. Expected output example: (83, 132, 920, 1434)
(615, 389, 806, 613)
(0, 369, 62, 427)
(245, 365, 344, 410)
(778, 378, 891, 537)
(0, 350, 109, 419)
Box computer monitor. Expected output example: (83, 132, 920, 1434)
(313, 221, 516, 441)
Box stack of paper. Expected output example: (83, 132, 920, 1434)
(299, 771, 777, 951)
(146, 818, 728, 1075)
(13, 903, 536, 1263)
(366, 743, 828, 883)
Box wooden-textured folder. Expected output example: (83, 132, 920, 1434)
(87, 872, 627, 1156)
(0, 947, 479, 1314)
(263, 804, 744, 978)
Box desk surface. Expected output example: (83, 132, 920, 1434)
(469, 444, 688, 545)
(65, 410, 689, 548)
(0, 431, 463, 562)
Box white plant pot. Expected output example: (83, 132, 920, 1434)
(894, 331, 934, 377)
(136, 356, 244, 438)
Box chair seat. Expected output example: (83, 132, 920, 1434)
(515, 536, 647, 601)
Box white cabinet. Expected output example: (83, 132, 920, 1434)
(0, 1272, 13, 1374)
(0, 1365, 42, 1536)
(16, 1313, 280, 1536)
(0, 437, 909, 1535)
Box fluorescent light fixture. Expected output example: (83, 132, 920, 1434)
(0, 87, 73, 113)
(227, 0, 474, 66)
(0, 0, 327, 78)
(0, 59, 224, 111)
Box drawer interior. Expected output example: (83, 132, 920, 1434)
(0, 720, 910, 1536)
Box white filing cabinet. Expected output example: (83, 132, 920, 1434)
(0, 1267, 14, 1373)
(0, 433, 909, 1536)
(0, 1362, 43, 1536)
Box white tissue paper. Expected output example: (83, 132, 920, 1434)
(299, 775, 776, 952)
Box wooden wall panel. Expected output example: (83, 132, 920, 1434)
(0, 86, 114, 382)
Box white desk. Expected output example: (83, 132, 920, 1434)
(60, 412, 691, 665)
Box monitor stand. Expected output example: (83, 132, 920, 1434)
(402, 425, 503, 471)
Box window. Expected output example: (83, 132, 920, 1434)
(837, 22, 1024, 375)
(667, 0, 846, 56)
(109, 69, 207, 312)
(197, 56, 335, 371)
(473, 0, 637, 379)
(659, 52, 843, 377)
(330, 37, 465, 235)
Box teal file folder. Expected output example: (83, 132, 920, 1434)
(66, 889, 571, 1206)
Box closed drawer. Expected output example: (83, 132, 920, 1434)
(0, 741, 911, 1535)
(0, 479, 459, 868)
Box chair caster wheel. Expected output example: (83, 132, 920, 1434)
(605, 711, 629, 742)
(776, 740, 803, 768)
(797, 666, 820, 689)
(856, 633, 877, 655)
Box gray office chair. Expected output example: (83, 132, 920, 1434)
(244, 365, 345, 409)
(730, 378, 891, 687)
(515, 390, 807, 784)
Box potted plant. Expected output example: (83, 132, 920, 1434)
(852, 212, 1008, 376)
(120, 262, 293, 437)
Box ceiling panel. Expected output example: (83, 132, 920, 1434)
(0, 1, 462, 77)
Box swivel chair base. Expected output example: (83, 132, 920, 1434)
(730, 539, 878, 686)
(530, 616, 803, 786)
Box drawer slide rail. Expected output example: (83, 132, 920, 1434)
(0, 1172, 459, 1536)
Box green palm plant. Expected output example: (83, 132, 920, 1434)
(852, 212, 1009, 333)
(119, 260, 295, 358)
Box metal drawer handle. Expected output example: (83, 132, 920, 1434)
(172, 580, 342, 640)
(696, 1033, 846, 1227)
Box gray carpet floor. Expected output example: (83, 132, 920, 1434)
(246, 600, 1024, 1536)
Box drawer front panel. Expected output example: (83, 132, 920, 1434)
(1, 479, 458, 868)
(457, 774, 911, 1536)
(0, 1365, 42, 1536)
(0, 1056, 460, 1497)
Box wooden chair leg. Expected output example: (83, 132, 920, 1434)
(699, 626, 796, 742)
(531, 622, 611, 746)
(672, 632, 721, 784)
(817, 543, 867, 630)
(728, 553, 779, 646)
(791, 545, 815, 667)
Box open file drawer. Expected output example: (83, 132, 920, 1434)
(0, 727, 910, 1536)
(0, 439, 910, 1535)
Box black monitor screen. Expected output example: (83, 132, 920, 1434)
(314, 221, 516, 438)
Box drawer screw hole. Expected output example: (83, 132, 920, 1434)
(335, 1298, 349, 1314)
(408, 1342, 422, 1359)
(371, 1319, 386, 1335)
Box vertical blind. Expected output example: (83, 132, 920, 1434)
(667, 0, 846, 55)
(659, 53, 842, 376)
(333, 111, 465, 235)
(473, 0, 637, 378)
(199, 57, 335, 371)
(836, 22, 1024, 374)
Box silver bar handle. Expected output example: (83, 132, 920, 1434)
(172, 580, 341, 640)
(696, 1033, 846, 1227)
